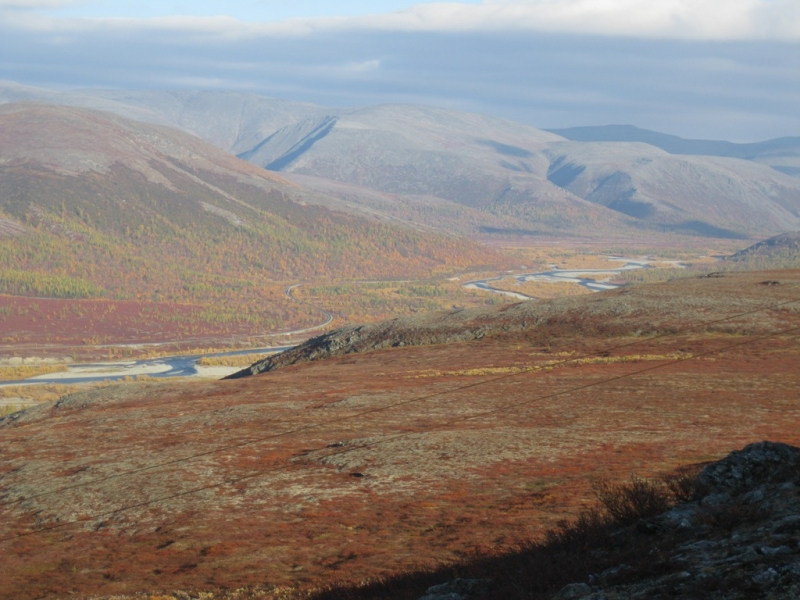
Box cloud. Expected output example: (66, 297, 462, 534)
(0, 2, 797, 142)
(352, 0, 800, 41)
(2, 16, 796, 141)
(3, 0, 799, 41)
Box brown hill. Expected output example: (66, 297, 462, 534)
(0, 103, 509, 348)
(1, 270, 798, 599)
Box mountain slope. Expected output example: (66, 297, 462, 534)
(725, 231, 800, 270)
(730, 231, 800, 258)
(543, 142, 800, 238)
(0, 103, 509, 344)
(245, 105, 800, 239)
(0, 80, 327, 156)
(236, 104, 641, 238)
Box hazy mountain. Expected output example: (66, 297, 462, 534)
(237, 104, 643, 238)
(0, 80, 328, 156)
(547, 124, 800, 177)
(240, 104, 800, 239)
(4, 81, 800, 240)
(542, 141, 800, 238)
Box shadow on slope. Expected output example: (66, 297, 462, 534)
(312, 442, 800, 600)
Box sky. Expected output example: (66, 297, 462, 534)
(1, 0, 799, 141)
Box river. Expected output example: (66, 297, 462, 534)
(0, 346, 293, 388)
(463, 256, 677, 300)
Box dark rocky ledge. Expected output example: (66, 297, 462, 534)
(415, 441, 800, 600)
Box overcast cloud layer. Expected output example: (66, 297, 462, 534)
(1, 0, 798, 140)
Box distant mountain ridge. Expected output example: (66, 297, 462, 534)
(242, 105, 800, 240)
(3, 81, 800, 241)
(546, 124, 800, 177)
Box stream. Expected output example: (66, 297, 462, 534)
(463, 256, 675, 300)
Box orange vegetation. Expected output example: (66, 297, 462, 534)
(0, 270, 798, 599)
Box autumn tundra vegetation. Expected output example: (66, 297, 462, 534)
(1, 268, 799, 599)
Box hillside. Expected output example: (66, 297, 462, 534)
(319, 441, 800, 600)
(4, 83, 800, 242)
(0, 80, 327, 156)
(1, 269, 798, 599)
(230, 267, 800, 377)
(727, 231, 800, 267)
(0, 103, 509, 350)
(546, 124, 800, 177)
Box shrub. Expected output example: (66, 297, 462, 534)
(593, 475, 673, 525)
(661, 464, 708, 503)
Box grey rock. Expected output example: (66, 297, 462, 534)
(723, 546, 760, 564)
(678, 539, 718, 552)
(419, 593, 463, 600)
(760, 545, 794, 556)
(752, 567, 780, 586)
(779, 564, 800, 579)
(701, 492, 731, 506)
(773, 515, 800, 533)
(742, 487, 766, 504)
(556, 582, 593, 599)
(698, 441, 800, 494)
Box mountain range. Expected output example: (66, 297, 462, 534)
(2, 81, 800, 242)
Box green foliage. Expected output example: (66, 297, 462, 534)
(0, 269, 104, 298)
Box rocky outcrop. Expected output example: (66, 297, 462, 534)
(415, 442, 800, 600)
(224, 311, 499, 378)
(553, 441, 800, 599)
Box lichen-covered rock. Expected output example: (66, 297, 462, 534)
(698, 441, 800, 495)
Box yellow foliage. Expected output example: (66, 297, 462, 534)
(0, 364, 68, 381)
(196, 353, 275, 367)
(488, 278, 592, 299)
(407, 353, 692, 378)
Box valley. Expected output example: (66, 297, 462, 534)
(0, 85, 799, 600)
(0, 251, 711, 406)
